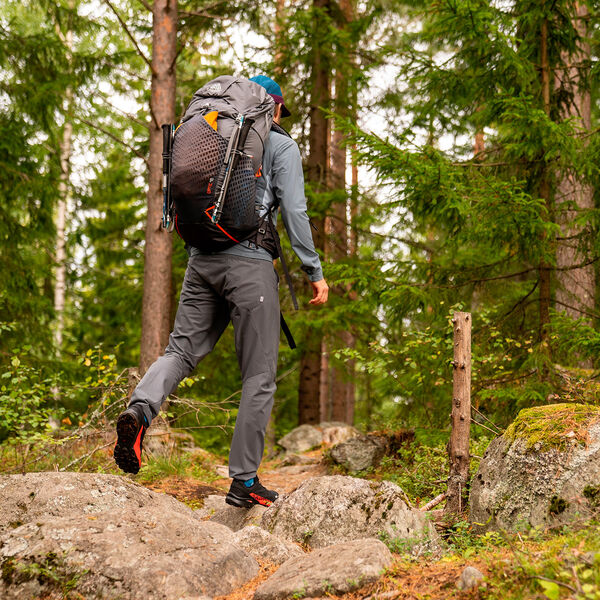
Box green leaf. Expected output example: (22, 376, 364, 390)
(538, 580, 560, 600)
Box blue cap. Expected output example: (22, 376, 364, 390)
(249, 75, 291, 117)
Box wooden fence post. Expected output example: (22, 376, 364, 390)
(445, 311, 472, 515)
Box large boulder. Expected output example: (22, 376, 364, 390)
(254, 538, 392, 600)
(329, 435, 387, 471)
(232, 526, 303, 566)
(319, 422, 360, 445)
(261, 475, 439, 552)
(0, 472, 258, 599)
(209, 503, 268, 531)
(278, 424, 323, 453)
(469, 403, 600, 532)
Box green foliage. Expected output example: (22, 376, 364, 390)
(1, 551, 88, 596)
(137, 452, 219, 484)
(0, 348, 55, 446)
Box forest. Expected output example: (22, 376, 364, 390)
(1, 0, 600, 599)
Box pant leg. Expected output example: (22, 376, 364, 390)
(223, 256, 280, 480)
(129, 255, 230, 425)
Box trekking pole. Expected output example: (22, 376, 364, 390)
(212, 115, 255, 225)
(211, 114, 243, 224)
(161, 123, 174, 231)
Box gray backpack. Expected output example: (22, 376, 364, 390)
(167, 76, 275, 251)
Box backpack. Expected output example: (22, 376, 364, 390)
(161, 76, 298, 347)
(167, 75, 275, 252)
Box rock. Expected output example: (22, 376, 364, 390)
(254, 538, 392, 600)
(210, 503, 268, 531)
(456, 566, 485, 590)
(329, 435, 387, 471)
(214, 464, 229, 478)
(232, 526, 303, 565)
(277, 453, 320, 467)
(318, 422, 360, 445)
(193, 494, 228, 519)
(469, 403, 600, 532)
(278, 424, 323, 453)
(0, 472, 258, 599)
(261, 475, 440, 553)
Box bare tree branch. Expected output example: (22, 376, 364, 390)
(102, 0, 154, 74)
(78, 117, 149, 167)
(93, 92, 149, 130)
(136, 0, 153, 11)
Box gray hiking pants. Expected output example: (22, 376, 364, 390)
(128, 253, 280, 480)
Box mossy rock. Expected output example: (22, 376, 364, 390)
(469, 403, 600, 533)
(503, 402, 600, 452)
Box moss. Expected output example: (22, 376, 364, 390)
(503, 403, 600, 452)
(583, 484, 600, 507)
(2, 558, 15, 584)
(548, 495, 568, 516)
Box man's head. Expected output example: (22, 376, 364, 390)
(249, 75, 291, 123)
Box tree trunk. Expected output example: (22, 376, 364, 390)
(319, 341, 330, 421)
(274, 0, 286, 76)
(54, 6, 74, 353)
(297, 0, 330, 424)
(538, 16, 553, 348)
(327, 0, 355, 424)
(555, 2, 594, 364)
(139, 0, 177, 375)
(55, 96, 72, 352)
(445, 312, 471, 515)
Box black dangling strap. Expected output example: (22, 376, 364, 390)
(280, 312, 296, 349)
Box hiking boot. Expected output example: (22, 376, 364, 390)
(114, 408, 148, 475)
(225, 476, 279, 508)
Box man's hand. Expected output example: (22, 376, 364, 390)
(309, 279, 329, 305)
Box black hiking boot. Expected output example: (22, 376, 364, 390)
(225, 476, 279, 508)
(114, 407, 148, 475)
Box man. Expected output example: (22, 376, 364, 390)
(114, 75, 328, 508)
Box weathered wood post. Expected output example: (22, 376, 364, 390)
(445, 312, 472, 515)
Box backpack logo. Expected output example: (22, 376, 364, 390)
(205, 82, 222, 95)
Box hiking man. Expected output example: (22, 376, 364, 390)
(114, 75, 328, 508)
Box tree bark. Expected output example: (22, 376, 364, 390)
(327, 0, 355, 424)
(139, 0, 177, 375)
(297, 0, 330, 424)
(445, 312, 471, 515)
(538, 15, 553, 347)
(55, 95, 72, 352)
(54, 4, 74, 353)
(555, 2, 594, 361)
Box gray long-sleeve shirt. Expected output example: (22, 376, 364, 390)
(190, 129, 324, 282)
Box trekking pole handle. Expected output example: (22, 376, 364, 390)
(161, 123, 173, 229)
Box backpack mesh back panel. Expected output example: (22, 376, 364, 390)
(171, 114, 258, 251)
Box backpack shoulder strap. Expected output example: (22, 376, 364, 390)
(271, 122, 292, 138)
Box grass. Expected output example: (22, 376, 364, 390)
(136, 452, 219, 484)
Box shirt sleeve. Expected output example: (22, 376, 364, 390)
(271, 138, 324, 282)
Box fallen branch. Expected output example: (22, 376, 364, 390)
(421, 491, 447, 512)
(59, 440, 114, 472)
